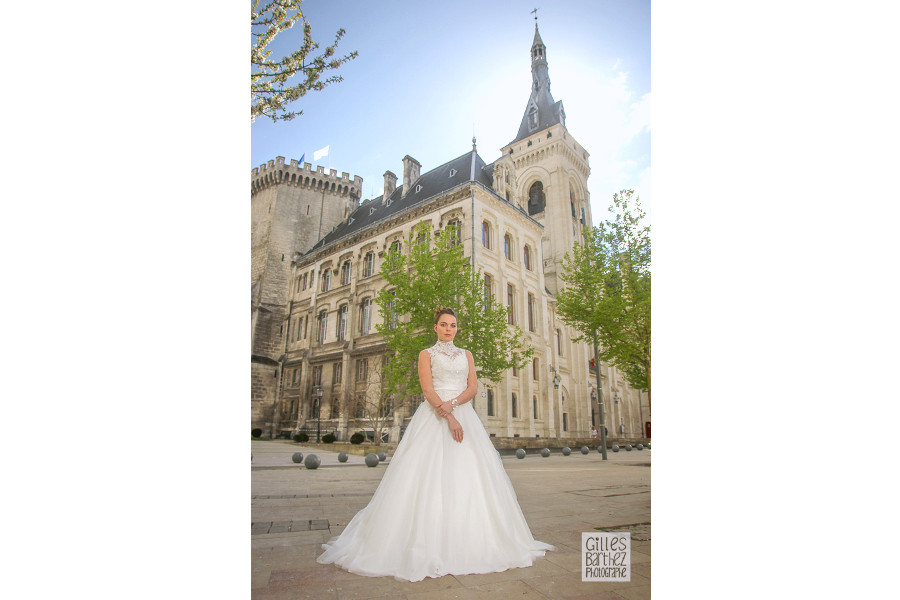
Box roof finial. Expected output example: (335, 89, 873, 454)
(531, 7, 538, 24)
(472, 136, 477, 151)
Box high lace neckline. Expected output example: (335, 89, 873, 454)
(429, 340, 464, 359)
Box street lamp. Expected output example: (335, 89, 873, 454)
(553, 374, 560, 389)
(315, 386, 323, 442)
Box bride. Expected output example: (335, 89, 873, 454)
(317, 307, 554, 581)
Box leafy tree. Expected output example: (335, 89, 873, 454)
(351, 359, 395, 446)
(558, 190, 651, 408)
(251, 0, 358, 122)
(375, 221, 533, 403)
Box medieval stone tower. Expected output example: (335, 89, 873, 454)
(251, 157, 363, 426)
(493, 23, 593, 296)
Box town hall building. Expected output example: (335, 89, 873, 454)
(251, 24, 649, 443)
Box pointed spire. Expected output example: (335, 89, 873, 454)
(510, 21, 563, 144)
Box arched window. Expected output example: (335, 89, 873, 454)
(482, 221, 492, 249)
(523, 245, 531, 271)
(528, 293, 536, 332)
(448, 219, 461, 246)
(504, 233, 512, 260)
(484, 274, 493, 306)
(533, 395, 539, 419)
(533, 358, 539, 380)
(528, 181, 545, 215)
(363, 252, 375, 277)
(317, 310, 328, 343)
(359, 298, 372, 334)
(320, 269, 331, 292)
(336, 305, 348, 341)
(512, 393, 518, 418)
(507, 284, 515, 325)
(340, 260, 351, 285)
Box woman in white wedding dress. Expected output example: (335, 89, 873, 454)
(317, 308, 554, 582)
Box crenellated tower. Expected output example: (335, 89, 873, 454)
(251, 156, 362, 429)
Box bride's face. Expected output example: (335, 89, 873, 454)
(434, 315, 458, 342)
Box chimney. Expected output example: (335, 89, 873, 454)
(402, 155, 421, 196)
(383, 170, 397, 202)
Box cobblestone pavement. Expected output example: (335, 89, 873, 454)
(252, 439, 651, 600)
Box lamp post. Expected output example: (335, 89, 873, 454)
(593, 334, 608, 460)
(315, 386, 323, 442)
(552, 373, 562, 435)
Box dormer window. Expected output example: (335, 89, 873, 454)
(528, 106, 538, 130)
(449, 169, 457, 177)
(415, 184, 422, 193)
(369, 207, 376, 215)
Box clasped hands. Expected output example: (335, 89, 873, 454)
(435, 400, 464, 443)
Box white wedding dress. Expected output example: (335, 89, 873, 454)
(317, 340, 554, 581)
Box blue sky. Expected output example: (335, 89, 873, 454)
(251, 0, 650, 224)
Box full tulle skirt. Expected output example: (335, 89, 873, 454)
(316, 392, 554, 581)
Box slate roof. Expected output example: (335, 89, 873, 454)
(306, 148, 494, 256)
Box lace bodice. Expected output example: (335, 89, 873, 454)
(426, 341, 468, 392)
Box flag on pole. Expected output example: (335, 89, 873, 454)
(298, 152, 305, 165)
(313, 145, 330, 161)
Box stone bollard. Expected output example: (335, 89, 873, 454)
(625, 444, 633, 451)
(365, 453, 379, 467)
(646, 443, 651, 449)
(636, 443, 643, 450)
(337, 452, 348, 463)
(562, 447, 571, 456)
(377, 451, 387, 462)
(516, 449, 526, 459)
(580, 446, 589, 455)
(612, 445, 620, 452)
(304, 454, 320, 469)
(540, 448, 550, 457)
(291, 452, 304, 463)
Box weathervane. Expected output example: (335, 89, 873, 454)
(531, 7, 538, 22)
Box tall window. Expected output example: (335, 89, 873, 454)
(390, 240, 402, 254)
(527, 293, 536, 332)
(292, 366, 301, 386)
(340, 261, 351, 285)
(302, 273, 308, 290)
(332, 362, 342, 385)
(311, 398, 321, 419)
(507, 284, 515, 325)
(484, 274, 493, 307)
(363, 252, 375, 277)
(387, 291, 398, 330)
(504, 233, 512, 260)
(533, 358, 539, 380)
(528, 181, 545, 215)
(562, 412, 568, 432)
(356, 359, 368, 382)
(533, 395, 539, 419)
(312, 365, 322, 386)
(523, 245, 531, 271)
(448, 219, 461, 246)
(556, 328, 564, 356)
(330, 401, 340, 419)
(317, 310, 327, 343)
(482, 221, 491, 249)
(320, 269, 331, 292)
(355, 395, 366, 418)
(512, 393, 518, 418)
(487, 389, 494, 416)
(336, 305, 348, 340)
(359, 298, 372, 334)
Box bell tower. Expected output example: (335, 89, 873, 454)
(498, 22, 592, 296)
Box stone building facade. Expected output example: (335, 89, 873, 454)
(250, 25, 650, 442)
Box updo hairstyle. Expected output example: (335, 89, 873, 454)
(433, 307, 456, 324)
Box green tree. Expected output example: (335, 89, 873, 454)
(251, 0, 358, 123)
(375, 221, 533, 404)
(558, 189, 651, 408)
